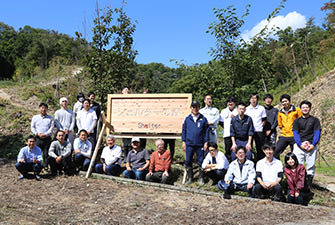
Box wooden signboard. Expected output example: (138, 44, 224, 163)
(107, 94, 192, 135)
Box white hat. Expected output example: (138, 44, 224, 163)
(131, 137, 140, 143)
(60, 97, 68, 105)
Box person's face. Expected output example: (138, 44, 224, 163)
(39, 106, 48, 116)
(281, 98, 290, 109)
(263, 148, 274, 158)
(83, 101, 90, 110)
(89, 94, 95, 103)
(287, 157, 296, 168)
(57, 132, 65, 143)
(61, 100, 68, 109)
(132, 141, 140, 150)
(208, 147, 217, 157)
(156, 140, 165, 154)
(79, 132, 88, 141)
(191, 106, 199, 115)
(122, 88, 130, 94)
(227, 101, 235, 110)
(237, 105, 245, 116)
(301, 104, 311, 115)
(106, 137, 115, 147)
(27, 138, 36, 149)
(236, 149, 246, 162)
(249, 95, 258, 106)
(204, 96, 212, 107)
(264, 98, 273, 106)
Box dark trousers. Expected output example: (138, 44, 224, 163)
(88, 133, 96, 152)
(185, 145, 204, 168)
(224, 137, 233, 162)
(218, 181, 252, 196)
(275, 136, 295, 159)
(48, 156, 72, 175)
(264, 131, 277, 145)
(36, 136, 51, 166)
(163, 139, 175, 160)
(231, 139, 253, 161)
(287, 190, 312, 206)
(254, 183, 283, 201)
(145, 171, 169, 184)
(95, 163, 121, 176)
(73, 153, 91, 171)
(205, 169, 226, 184)
(122, 138, 132, 160)
(15, 162, 43, 176)
(253, 132, 265, 162)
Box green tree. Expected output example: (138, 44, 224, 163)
(87, 5, 137, 108)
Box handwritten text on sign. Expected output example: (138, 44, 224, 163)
(108, 94, 192, 133)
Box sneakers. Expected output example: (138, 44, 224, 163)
(18, 175, 25, 180)
(35, 174, 41, 181)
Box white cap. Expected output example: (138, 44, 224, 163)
(131, 137, 140, 143)
(60, 97, 68, 105)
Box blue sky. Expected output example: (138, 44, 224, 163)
(0, 0, 327, 67)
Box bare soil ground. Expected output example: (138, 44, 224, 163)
(1, 162, 334, 225)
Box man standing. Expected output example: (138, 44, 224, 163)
(76, 99, 97, 149)
(218, 146, 256, 199)
(254, 144, 284, 201)
(123, 137, 150, 180)
(182, 101, 209, 185)
(15, 135, 43, 180)
(48, 130, 72, 176)
(146, 139, 172, 184)
(54, 97, 75, 146)
(263, 94, 278, 146)
(95, 135, 122, 176)
(201, 142, 229, 185)
(293, 100, 321, 186)
(230, 102, 254, 160)
(275, 94, 302, 159)
(219, 96, 238, 161)
(199, 94, 220, 143)
(245, 93, 267, 161)
(31, 102, 54, 167)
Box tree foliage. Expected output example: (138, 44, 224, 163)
(87, 5, 137, 108)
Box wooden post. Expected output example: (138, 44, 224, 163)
(85, 111, 114, 178)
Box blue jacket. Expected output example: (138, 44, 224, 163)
(182, 113, 209, 147)
(230, 115, 254, 141)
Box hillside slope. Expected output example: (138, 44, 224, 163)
(293, 68, 335, 158)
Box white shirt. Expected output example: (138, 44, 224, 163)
(202, 151, 229, 170)
(245, 104, 267, 132)
(73, 138, 92, 158)
(31, 114, 54, 137)
(101, 145, 122, 166)
(200, 106, 220, 128)
(76, 109, 97, 133)
(219, 107, 238, 137)
(256, 157, 283, 183)
(192, 113, 200, 123)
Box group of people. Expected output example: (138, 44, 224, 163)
(16, 91, 101, 178)
(15, 90, 321, 206)
(182, 93, 320, 205)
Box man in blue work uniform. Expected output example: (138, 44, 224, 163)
(182, 101, 209, 185)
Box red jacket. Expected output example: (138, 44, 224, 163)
(284, 164, 310, 195)
(149, 150, 171, 173)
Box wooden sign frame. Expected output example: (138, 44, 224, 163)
(107, 93, 192, 138)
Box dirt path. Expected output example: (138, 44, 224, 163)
(1, 162, 334, 225)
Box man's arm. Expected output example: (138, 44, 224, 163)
(69, 111, 75, 132)
(31, 116, 38, 135)
(45, 116, 54, 137)
(48, 142, 57, 158)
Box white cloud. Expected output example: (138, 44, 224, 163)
(241, 11, 306, 41)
